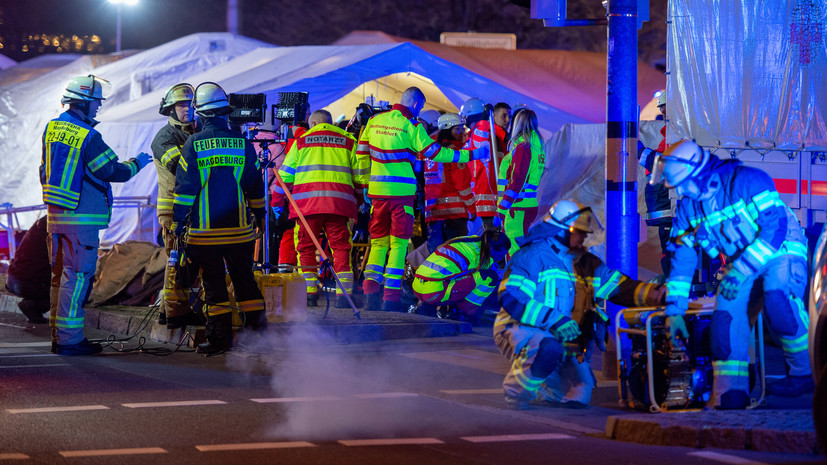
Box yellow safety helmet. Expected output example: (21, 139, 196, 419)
(159, 83, 194, 116)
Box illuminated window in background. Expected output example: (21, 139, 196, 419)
(18, 33, 104, 54)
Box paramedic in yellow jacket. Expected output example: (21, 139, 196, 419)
(272, 109, 368, 308)
(355, 87, 491, 312)
(172, 82, 266, 355)
(496, 108, 545, 256)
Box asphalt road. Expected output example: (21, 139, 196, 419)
(0, 310, 822, 465)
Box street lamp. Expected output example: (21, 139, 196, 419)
(109, 0, 139, 53)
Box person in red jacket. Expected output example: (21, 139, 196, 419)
(461, 98, 506, 230)
(423, 113, 475, 254)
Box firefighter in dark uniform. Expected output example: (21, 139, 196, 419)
(172, 82, 267, 354)
(151, 82, 200, 328)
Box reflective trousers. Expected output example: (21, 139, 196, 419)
(503, 206, 537, 256)
(297, 214, 353, 296)
(363, 198, 414, 302)
(161, 226, 194, 319)
(186, 241, 264, 319)
(493, 310, 563, 402)
(48, 231, 99, 346)
(710, 253, 810, 406)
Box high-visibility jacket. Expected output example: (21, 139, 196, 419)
(273, 123, 367, 219)
(638, 125, 672, 225)
(356, 104, 475, 200)
(40, 111, 143, 233)
(423, 136, 475, 222)
(464, 120, 506, 217)
(172, 117, 266, 245)
(496, 131, 544, 219)
(415, 236, 491, 283)
(151, 118, 195, 225)
(667, 158, 808, 305)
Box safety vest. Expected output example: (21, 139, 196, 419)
(40, 111, 141, 233)
(416, 236, 489, 283)
(172, 117, 266, 245)
(356, 104, 474, 199)
(151, 118, 194, 224)
(423, 136, 475, 222)
(464, 120, 506, 217)
(273, 123, 367, 219)
(496, 131, 544, 217)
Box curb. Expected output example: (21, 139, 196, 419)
(606, 410, 820, 455)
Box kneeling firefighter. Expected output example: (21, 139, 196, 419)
(412, 229, 510, 319)
(494, 200, 666, 409)
(172, 82, 268, 354)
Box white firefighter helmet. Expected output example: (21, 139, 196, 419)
(159, 83, 194, 116)
(61, 75, 108, 104)
(437, 112, 465, 130)
(657, 89, 667, 107)
(460, 97, 485, 118)
(652, 139, 710, 188)
(419, 109, 441, 128)
(543, 199, 601, 234)
(193, 82, 230, 115)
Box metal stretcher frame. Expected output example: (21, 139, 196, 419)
(615, 305, 766, 413)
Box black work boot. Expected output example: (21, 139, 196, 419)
(244, 310, 268, 332)
(55, 338, 103, 356)
(365, 293, 383, 311)
(197, 313, 232, 355)
(306, 293, 319, 307)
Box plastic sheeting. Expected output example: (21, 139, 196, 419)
(667, 0, 827, 150)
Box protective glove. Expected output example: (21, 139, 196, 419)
(550, 316, 581, 342)
(471, 142, 491, 161)
(665, 314, 689, 350)
(271, 205, 282, 218)
(132, 152, 151, 170)
(363, 188, 372, 206)
(719, 268, 745, 300)
(492, 216, 503, 229)
(171, 221, 184, 237)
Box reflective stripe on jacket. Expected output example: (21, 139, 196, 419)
(423, 136, 474, 222)
(173, 117, 266, 245)
(497, 131, 544, 219)
(40, 111, 141, 232)
(464, 120, 506, 217)
(356, 104, 474, 199)
(151, 118, 193, 222)
(273, 123, 365, 219)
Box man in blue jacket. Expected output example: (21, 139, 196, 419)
(40, 75, 151, 355)
(657, 140, 812, 408)
(495, 200, 666, 409)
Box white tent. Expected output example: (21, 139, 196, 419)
(0, 53, 17, 71)
(1, 32, 664, 246)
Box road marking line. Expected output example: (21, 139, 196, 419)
(59, 447, 167, 457)
(196, 441, 316, 451)
(0, 354, 58, 358)
(401, 350, 509, 374)
(250, 396, 342, 403)
(122, 400, 226, 408)
(0, 453, 28, 459)
(440, 388, 502, 395)
(352, 392, 418, 399)
(461, 433, 574, 443)
(0, 323, 28, 330)
(0, 364, 69, 369)
(7, 405, 109, 414)
(0, 342, 52, 348)
(687, 451, 769, 465)
(339, 438, 444, 446)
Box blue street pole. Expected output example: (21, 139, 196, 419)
(605, 0, 639, 379)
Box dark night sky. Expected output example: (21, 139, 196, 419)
(0, 0, 667, 68)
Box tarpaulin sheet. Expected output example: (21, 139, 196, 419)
(667, 0, 827, 150)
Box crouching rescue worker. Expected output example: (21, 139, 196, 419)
(657, 140, 812, 407)
(494, 200, 666, 409)
(273, 109, 367, 308)
(172, 82, 267, 355)
(151, 82, 200, 329)
(412, 229, 510, 321)
(41, 74, 151, 355)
